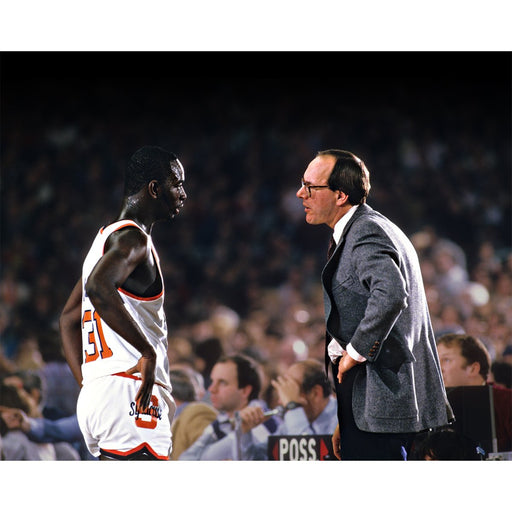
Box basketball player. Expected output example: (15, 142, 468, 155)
(59, 146, 187, 460)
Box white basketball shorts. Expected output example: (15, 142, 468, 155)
(77, 372, 176, 460)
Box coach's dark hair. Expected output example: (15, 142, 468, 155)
(436, 333, 491, 380)
(299, 359, 332, 397)
(124, 146, 178, 196)
(318, 149, 370, 205)
(218, 354, 262, 401)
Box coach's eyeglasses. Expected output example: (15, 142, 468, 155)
(300, 179, 331, 198)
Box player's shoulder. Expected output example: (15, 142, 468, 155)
(104, 220, 148, 251)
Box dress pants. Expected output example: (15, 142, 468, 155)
(333, 361, 416, 460)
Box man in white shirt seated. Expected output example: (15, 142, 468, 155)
(241, 358, 338, 459)
(179, 354, 279, 460)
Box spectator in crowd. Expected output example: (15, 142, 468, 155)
(3, 367, 78, 424)
(179, 354, 278, 460)
(2, 370, 45, 413)
(37, 329, 80, 418)
(0, 383, 79, 460)
(241, 358, 338, 459)
(270, 358, 337, 435)
(490, 361, 512, 389)
(192, 336, 224, 390)
(1, 367, 89, 459)
(410, 427, 480, 460)
(168, 367, 217, 460)
(436, 333, 512, 452)
(0, 407, 94, 460)
(503, 345, 512, 366)
(170, 361, 208, 400)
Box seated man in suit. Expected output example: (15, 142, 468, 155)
(168, 367, 217, 460)
(437, 333, 512, 453)
(229, 358, 339, 460)
(179, 354, 278, 460)
(266, 358, 338, 437)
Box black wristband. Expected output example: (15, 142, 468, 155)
(285, 401, 302, 411)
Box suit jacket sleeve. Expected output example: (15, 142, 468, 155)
(343, 224, 410, 362)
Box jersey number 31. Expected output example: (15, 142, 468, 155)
(82, 309, 114, 363)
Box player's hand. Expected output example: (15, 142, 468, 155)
(332, 423, 342, 460)
(126, 352, 156, 412)
(238, 406, 266, 433)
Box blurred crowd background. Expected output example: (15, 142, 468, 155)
(1, 52, 511, 453)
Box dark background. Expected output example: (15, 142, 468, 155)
(1, 51, 511, 355)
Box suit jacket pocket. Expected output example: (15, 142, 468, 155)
(365, 362, 418, 419)
(375, 334, 415, 372)
(332, 273, 359, 293)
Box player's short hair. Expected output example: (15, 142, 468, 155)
(318, 149, 371, 205)
(124, 146, 178, 196)
(436, 333, 491, 380)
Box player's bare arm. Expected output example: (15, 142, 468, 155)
(60, 278, 84, 385)
(85, 226, 158, 410)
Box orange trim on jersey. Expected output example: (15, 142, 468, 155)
(101, 442, 169, 460)
(114, 371, 142, 381)
(118, 287, 163, 301)
(100, 221, 141, 254)
(112, 372, 166, 388)
(100, 220, 139, 235)
(99, 221, 163, 300)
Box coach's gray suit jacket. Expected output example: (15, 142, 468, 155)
(322, 203, 453, 433)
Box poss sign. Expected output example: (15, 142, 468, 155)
(267, 435, 336, 461)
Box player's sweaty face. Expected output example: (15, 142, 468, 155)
(164, 159, 187, 218)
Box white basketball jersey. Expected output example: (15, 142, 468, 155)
(80, 220, 171, 390)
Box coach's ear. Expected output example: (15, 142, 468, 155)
(335, 190, 350, 207)
(148, 180, 159, 199)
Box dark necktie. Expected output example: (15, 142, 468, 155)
(327, 235, 337, 260)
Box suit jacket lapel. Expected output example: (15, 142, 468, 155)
(322, 203, 372, 372)
(339, 203, 371, 245)
(323, 204, 371, 276)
